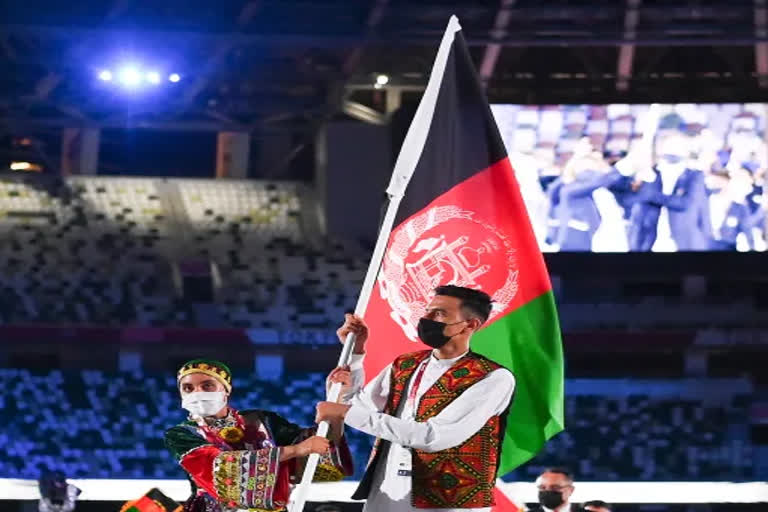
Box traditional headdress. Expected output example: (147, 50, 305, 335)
(177, 359, 232, 393)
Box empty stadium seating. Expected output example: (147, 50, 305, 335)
(0, 176, 177, 326)
(0, 175, 365, 328)
(178, 179, 303, 243)
(518, 394, 755, 481)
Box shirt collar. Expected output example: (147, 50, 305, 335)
(429, 349, 469, 367)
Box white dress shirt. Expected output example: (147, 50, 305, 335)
(652, 164, 686, 252)
(344, 350, 516, 512)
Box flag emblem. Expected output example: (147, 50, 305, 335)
(379, 204, 520, 340)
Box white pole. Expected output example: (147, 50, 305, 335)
(288, 15, 463, 512)
(287, 195, 401, 512)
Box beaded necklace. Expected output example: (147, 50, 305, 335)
(193, 408, 247, 449)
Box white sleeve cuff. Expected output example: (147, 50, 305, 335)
(344, 403, 371, 431)
(349, 353, 365, 370)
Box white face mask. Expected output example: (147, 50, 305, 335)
(182, 391, 227, 418)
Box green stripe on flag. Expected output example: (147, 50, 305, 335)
(471, 291, 565, 475)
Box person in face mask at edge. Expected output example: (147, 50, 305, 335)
(316, 285, 516, 512)
(527, 468, 581, 512)
(38, 471, 81, 512)
(164, 359, 355, 512)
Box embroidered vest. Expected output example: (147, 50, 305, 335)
(352, 350, 509, 508)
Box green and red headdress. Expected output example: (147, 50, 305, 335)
(177, 358, 233, 393)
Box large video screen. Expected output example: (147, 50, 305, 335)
(490, 103, 767, 252)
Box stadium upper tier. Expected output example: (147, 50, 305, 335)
(0, 174, 365, 327)
(0, 368, 758, 482)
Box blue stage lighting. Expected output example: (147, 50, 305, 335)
(118, 67, 141, 87)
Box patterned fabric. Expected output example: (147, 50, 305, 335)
(177, 359, 233, 392)
(363, 350, 505, 509)
(213, 449, 282, 510)
(165, 408, 353, 512)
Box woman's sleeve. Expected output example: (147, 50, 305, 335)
(265, 413, 354, 482)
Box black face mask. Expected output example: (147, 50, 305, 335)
(417, 318, 466, 349)
(538, 490, 565, 509)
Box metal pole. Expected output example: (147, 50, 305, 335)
(287, 196, 401, 512)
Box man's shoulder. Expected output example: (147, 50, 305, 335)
(466, 351, 506, 373)
(392, 350, 432, 368)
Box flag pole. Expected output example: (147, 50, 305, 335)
(288, 15, 462, 512)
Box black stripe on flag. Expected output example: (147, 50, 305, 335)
(394, 30, 509, 226)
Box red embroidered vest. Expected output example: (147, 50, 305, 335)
(353, 350, 508, 508)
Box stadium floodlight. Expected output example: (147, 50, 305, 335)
(146, 71, 161, 84)
(118, 66, 141, 87)
(375, 74, 389, 86)
(168, 73, 181, 83)
(10, 162, 42, 172)
(98, 70, 113, 81)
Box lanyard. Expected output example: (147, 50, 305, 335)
(406, 360, 429, 409)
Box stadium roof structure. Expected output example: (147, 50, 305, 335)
(0, 0, 764, 136)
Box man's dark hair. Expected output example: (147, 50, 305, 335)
(542, 467, 574, 482)
(583, 500, 612, 511)
(434, 285, 493, 323)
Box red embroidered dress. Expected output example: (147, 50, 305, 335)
(165, 408, 353, 512)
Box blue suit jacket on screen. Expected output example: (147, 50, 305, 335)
(628, 168, 712, 251)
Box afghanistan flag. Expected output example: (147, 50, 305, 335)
(362, 16, 564, 476)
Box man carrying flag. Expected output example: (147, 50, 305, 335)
(318, 285, 515, 511)
(315, 13, 563, 512)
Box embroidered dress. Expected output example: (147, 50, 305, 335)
(165, 408, 353, 512)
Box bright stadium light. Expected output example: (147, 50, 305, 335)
(168, 73, 181, 83)
(375, 74, 389, 86)
(98, 70, 113, 81)
(146, 71, 161, 84)
(10, 162, 42, 172)
(118, 66, 141, 87)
